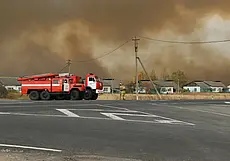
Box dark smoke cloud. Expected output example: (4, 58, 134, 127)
(1, 0, 230, 83)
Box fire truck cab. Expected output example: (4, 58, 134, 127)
(17, 73, 103, 101)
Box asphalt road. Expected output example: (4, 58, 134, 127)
(0, 99, 230, 161)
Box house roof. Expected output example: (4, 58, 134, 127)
(153, 80, 178, 88)
(140, 80, 178, 88)
(0, 78, 21, 86)
(102, 79, 120, 88)
(184, 80, 226, 88)
(194, 81, 210, 89)
(203, 81, 226, 88)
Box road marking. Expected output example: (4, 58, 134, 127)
(103, 112, 195, 126)
(97, 104, 129, 111)
(100, 113, 125, 120)
(155, 104, 230, 118)
(0, 111, 194, 125)
(0, 143, 62, 152)
(68, 109, 138, 113)
(56, 109, 80, 117)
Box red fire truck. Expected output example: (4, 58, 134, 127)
(17, 73, 103, 101)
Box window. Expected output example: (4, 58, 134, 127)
(53, 80, 59, 84)
(103, 87, 110, 92)
(89, 77, 95, 82)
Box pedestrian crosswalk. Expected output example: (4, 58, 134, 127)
(56, 107, 195, 126)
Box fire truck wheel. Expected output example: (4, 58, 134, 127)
(84, 89, 93, 100)
(40, 90, 51, 100)
(92, 93, 98, 100)
(70, 90, 80, 100)
(29, 91, 40, 100)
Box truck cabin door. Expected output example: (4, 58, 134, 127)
(62, 79, 69, 92)
(88, 77, 96, 89)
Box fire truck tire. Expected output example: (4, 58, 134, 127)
(70, 90, 80, 100)
(84, 89, 93, 100)
(92, 93, 98, 100)
(40, 90, 51, 100)
(29, 91, 40, 100)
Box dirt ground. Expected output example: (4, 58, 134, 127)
(98, 93, 230, 100)
(2, 92, 230, 101)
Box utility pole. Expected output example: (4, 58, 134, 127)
(177, 78, 180, 93)
(66, 59, 71, 73)
(137, 57, 162, 100)
(132, 36, 140, 100)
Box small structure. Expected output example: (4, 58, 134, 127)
(0, 77, 21, 92)
(183, 80, 226, 93)
(203, 81, 226, 92)
(102, 78, 120, 93)
(139, 80, 178, 94)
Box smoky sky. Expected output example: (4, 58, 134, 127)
(1, 0, 230, 83)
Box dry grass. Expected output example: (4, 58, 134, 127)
(0, 91, 28, 100)
(2, 91, 230, 100)
(98, 93, 230, 100)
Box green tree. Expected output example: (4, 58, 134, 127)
(170, 70, 188, 87)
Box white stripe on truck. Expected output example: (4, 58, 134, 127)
(21, 84, 60, 87)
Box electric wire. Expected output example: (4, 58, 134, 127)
(71, 39, 131, 63)
(139, 36, 230, 44)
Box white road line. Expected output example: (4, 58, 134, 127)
(107, 113, 159, 117)
(0, 111, 194, 125)
(100, 113, 125, 120)
(97, 104, 129, 110)
(159, 104, 230, 118)
(68, 109, 138, 113)
(56, 109, 80, 117)
(0, 112, 68, 118)
(0, 143, 62, 152)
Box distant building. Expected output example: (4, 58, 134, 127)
(102, 79, 120, 93)
(183, 80, 226, 93)
(0, 77, 21, 92)
(139, 80, 179, 94)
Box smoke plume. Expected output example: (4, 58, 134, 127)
(1, 0, 230, 83)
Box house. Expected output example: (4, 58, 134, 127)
(204, 81, 226, 92)
(183, 80, 226, 93)
(102, 78, 120, 93)
(0, 77, 21, 92)
(139, 80, 178, 94)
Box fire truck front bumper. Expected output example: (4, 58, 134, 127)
(96, 89, 104, 94)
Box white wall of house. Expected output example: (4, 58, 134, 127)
(210, 87, 223, 92)
(103, 86, 111, 93)
(183, 86, 201, 92)
(4, 85, 21, 92)
(160, 87, 174, 94)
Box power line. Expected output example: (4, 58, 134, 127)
(139, 36, 230, 44)
(71, 39, 131, 63)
